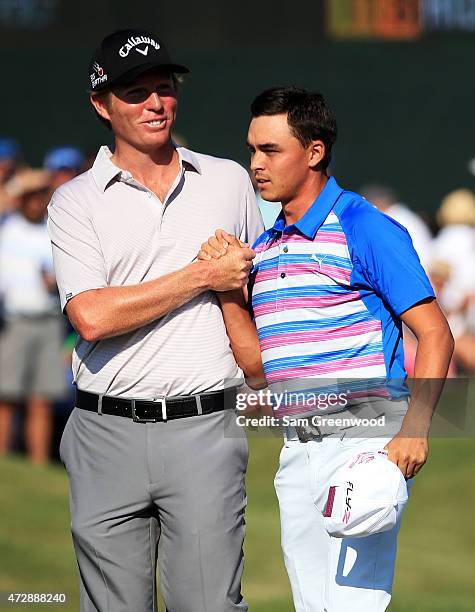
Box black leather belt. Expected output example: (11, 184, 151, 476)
(75, 387, 235, 423)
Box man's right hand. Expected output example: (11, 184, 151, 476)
(198, 229, 248, 260)
(204, 242, 255, 291)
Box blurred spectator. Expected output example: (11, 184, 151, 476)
(360, 183, 433, 271)
(43, 145, 85, 191)
(0, 137, 22, 217)
(0, 169, 67, 464)
(432, 188, 475, 311)
(431, 188, 475, 373)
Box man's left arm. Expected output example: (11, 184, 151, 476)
(218, 286, 267, 390)
(344, 205, 455, 479)
(384, 298, 454, 479)
(198, 229, 267, 390)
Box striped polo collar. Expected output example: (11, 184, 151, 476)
(92, 144, 202, 192)
(91, 146, 121, 191)
(177, 146, 202, 174)
(270, 176, 344, 239)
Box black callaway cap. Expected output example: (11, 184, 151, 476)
(88, 29, 189, 92)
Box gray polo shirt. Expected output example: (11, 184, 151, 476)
(48, 146, 264, 398)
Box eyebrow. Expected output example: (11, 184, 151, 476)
(246, 141, 280, 150)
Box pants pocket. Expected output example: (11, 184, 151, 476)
(59, 408, 76, 465)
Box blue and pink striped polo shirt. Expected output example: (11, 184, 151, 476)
(250, 177, 434, 418)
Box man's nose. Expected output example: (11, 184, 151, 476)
(147, 91, 163, 110)
(250, 152, 264, 172)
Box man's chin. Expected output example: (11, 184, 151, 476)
(258, 190, 280, 203)
(140, 134, 174, 153)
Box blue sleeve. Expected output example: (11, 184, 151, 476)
(337, 197, 435, 316)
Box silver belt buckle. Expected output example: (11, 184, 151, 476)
(131, 397, 167, 422)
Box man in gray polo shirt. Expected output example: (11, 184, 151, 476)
(48, 29, 264, 612)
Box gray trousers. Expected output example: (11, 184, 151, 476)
(60, 406, 248, 612)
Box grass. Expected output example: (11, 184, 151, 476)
(1, 436, 474, 611)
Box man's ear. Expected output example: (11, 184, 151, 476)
(308, 140, 325, 169)
(90, 93, 111, 121)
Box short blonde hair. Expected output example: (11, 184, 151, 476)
(437, 189, 475, 227)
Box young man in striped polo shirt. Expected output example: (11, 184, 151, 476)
(199, 87, 454, 611)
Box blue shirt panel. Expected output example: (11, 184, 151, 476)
(333, 193, 435, 382)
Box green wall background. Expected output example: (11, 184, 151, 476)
(2, 37, 474, 214)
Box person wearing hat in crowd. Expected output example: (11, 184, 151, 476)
(198, 86, 454, 611)
(431, 188, 475, 373)
(0, 137, 22, 219)
(432, 188, 475, 318)
(47, 29, 264, 612)
(44, 145, 85, 191)
(0, 168, 67, 464)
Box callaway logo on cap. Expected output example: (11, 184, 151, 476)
(88, 29, 189, 92)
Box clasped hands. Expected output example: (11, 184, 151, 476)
(197, 229, 254, 292)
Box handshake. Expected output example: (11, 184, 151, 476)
(196, 229, 256, 292)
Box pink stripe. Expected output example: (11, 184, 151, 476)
(259, 320, 382, 351)
(281, 230, 346, 245)
(253, 293, 362, 317)
(314, 232, 347, 244)
(316, 264, 351, 282)
(282, 234, 312, 243)
(266, 354, 385, 382)
(254, 241, 277, 254)
(255, 263, 351, 283)
(349, 389, 389, 399)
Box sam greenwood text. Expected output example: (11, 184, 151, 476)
(236, 414, 386, 428)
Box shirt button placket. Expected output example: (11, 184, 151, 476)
(276, 235, 288, 312)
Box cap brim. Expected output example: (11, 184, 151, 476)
(114, 61, 189, 86)
(89, 61, 189, 94)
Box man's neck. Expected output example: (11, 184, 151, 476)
(111, 140, 180, 200)
(282, 173, 328, 226)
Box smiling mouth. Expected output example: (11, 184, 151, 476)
(145, 119, 166, 127)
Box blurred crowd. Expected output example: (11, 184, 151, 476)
(0, 136, 474, 464)
(0, 138, 91, 465)
(358, 184, 475, 377)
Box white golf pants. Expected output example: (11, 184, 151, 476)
(275, 431, 411, 612)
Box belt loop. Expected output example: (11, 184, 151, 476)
(161, 398, 168, 422)
(195, 394, 203, 415)
(97, 393, 104, 416)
